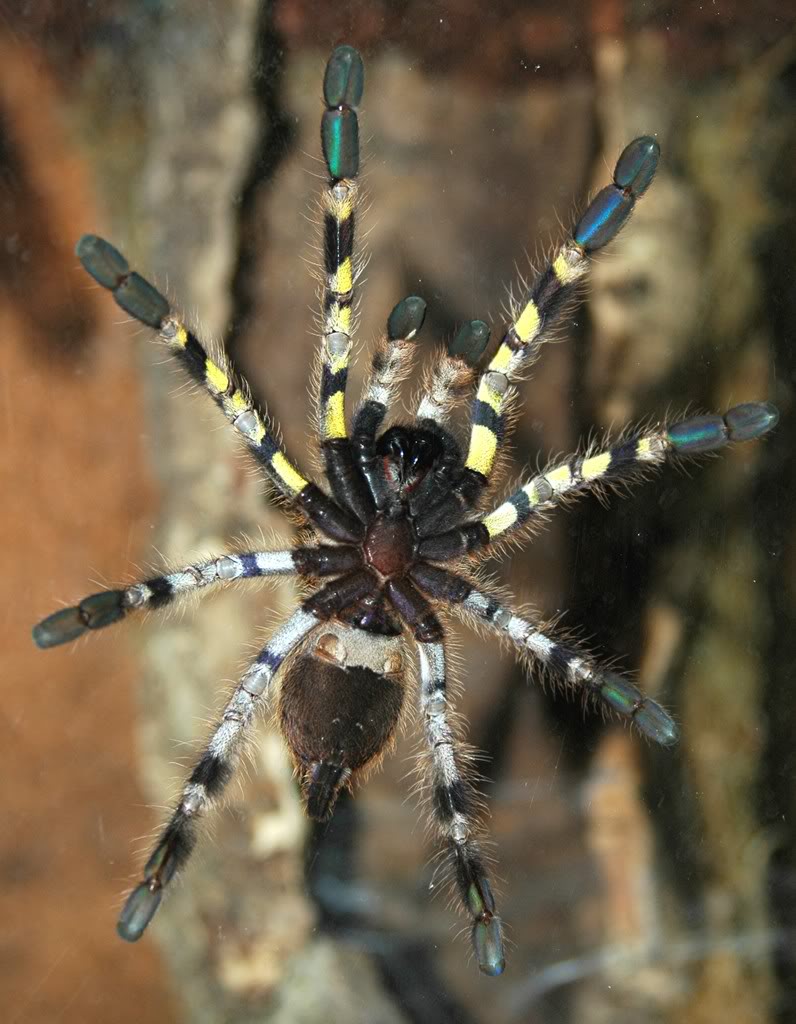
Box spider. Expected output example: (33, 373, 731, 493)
(33, 45, 778, 977)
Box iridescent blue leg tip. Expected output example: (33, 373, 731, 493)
(33, 591, 126, 649)
(117, 882, 162, 942)
(633, 700, 679, 747)
(76, 234, 170, 329)
(668, 401, 779, 454)
(323, 45, 364, 109)
(387, 295, 427, 341)
(449, 320, 490, 366)
(32, 607, 88, 649)
(76, 234, 129, 288)
(725, 401, 779, 442)
(614, 136, 660, 198)
(473, 916, 506, 976)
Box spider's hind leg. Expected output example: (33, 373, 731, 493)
(316, 46, 375, 524)
(117, 607, 320, 941)
(412, 564, 678, 747)
(388, 578, 505, 974)
(416, 631, 506, 977)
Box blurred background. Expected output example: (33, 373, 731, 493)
(1, 1, 794, 1022)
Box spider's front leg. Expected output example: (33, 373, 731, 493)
(414, 137, 662, 536)
(74, 234, 363, 545)
(315, 45, 374, 524)
(314, 47, 431, 521)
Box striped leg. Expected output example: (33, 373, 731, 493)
(116, 608, 319, 942)
(410, 564, 678, 747)
(416, 631, 505, 976)
(416, 321, 491, 427)
(417, 402, 780, 561)
(317, 46, 374, 523)
(352, 296, 427, 510)
(75, 235, 362, 544)
(32, 545, 362, 649)
(417, 138, 662, 538)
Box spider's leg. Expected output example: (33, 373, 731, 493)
(352, 296, 428, 510)
(417, 402, 780, 561)
(301, 567, 379, 619)
(32, 545, 362, 649)
(415, 138, 661, 538)
(316, 46, 374, 524)
(75, 235, 362, 545)
(416, 627, 505, 976)
(116, 607, 320, 942)
(416, 320, 491, 427)
(411, 564, 678, 747)
(379, 576, 504, 974)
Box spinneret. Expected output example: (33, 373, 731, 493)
(33, 44, 778, 976)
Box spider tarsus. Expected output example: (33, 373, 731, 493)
(321, 46, 364, 181)
(321, 107, 359, 181)
(32, 590, 125, 648)
(459, 859, 506, 976)
(473, 915, 506, 977)
(76, 233, 128, 287)
(633, 699, 680, 747)
(668, 401, 780, 454)
(725, 401, 779, 442)
(573, 135, 660, 252)
(76, 233, 170, 328)
(613, 135, 660, 197)
(323, 44, 364, 109)
(387, 295, 427, 342)
(32, 606, 87, 648)
(117, 881, 162, 943)
(599, 670, 679, 746)
(448, 320, 491, 366)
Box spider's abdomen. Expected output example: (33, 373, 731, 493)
(279, 625, 405, 820)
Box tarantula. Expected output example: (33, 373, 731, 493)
(33, 45, 777, 975)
